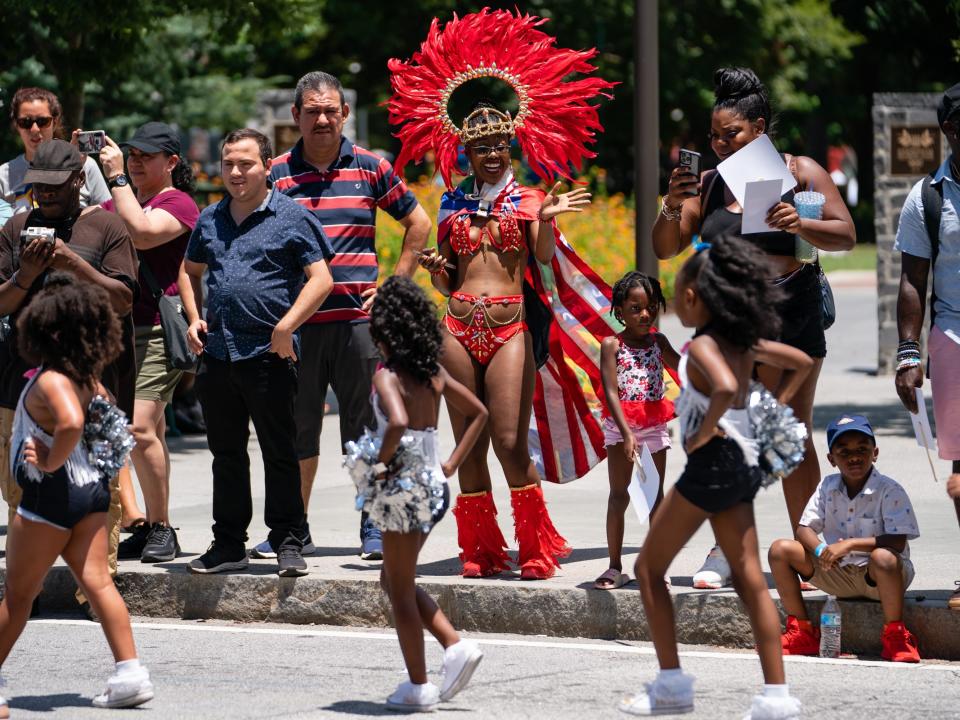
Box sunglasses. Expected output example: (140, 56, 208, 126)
(15, 116, 54, 130)
(469, 143, 510, 157)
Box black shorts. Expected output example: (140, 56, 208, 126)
(776, 264, 826, 359)
(674, 437, 762, 514)
(16, 464, 110, 529)
(294, 322, 381, 458)
(431, 483, 451, 526)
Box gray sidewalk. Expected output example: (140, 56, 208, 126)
(6, 272, 960, 660)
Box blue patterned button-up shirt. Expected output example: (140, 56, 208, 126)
(186, 189, 334, 361)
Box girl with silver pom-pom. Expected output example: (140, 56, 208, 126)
(347, 276, 488, 713)
(0, 277, 151, 716)
(621, 236, 813, 720)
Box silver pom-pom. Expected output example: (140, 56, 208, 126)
(344, 429, 446, 534)
(748, 383, 807, 487)
(83, 396, 135, 481)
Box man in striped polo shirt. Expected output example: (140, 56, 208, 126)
(263, 71, 431, 560)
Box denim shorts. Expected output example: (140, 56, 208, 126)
(674, 436, 762, 514)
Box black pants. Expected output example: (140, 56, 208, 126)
(196, 353, 305, 554)
(294, 322, 380, 458)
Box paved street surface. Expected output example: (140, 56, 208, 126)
(4, 617, 958, 719)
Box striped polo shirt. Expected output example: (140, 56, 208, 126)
(270, 136, 418, 324)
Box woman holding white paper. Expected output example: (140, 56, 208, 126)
(651, 67, 856, 589)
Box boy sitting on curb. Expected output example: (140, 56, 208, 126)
(768, 414, 922, 662)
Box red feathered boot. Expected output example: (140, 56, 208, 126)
(452, 491, 512, 577)
(510, 484, 572, 580)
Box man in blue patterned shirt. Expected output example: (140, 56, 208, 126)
(182, 129, 334, 577)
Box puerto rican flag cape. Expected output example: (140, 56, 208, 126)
(439, 176, 681, 483)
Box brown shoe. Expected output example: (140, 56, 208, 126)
(949, 581, 960, 611)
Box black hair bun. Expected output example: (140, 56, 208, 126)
(713, 67, 765, 102)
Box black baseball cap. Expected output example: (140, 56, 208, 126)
(937, 82, 960, 125)
(120, 121, 181, 156)
(23, 139, 84, 185)
(826, 414, 875, 450)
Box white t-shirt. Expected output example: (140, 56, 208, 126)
(0, 153, 110, 221)
(799, 467, 920, 567)
(894, 156, 960, 339)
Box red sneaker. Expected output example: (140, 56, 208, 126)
(881, 621, 921, 663)
(781, 615, 820, 656)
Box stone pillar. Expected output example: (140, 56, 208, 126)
(873, 93, 947, 374)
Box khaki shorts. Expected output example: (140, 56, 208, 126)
(134, 325, 182, 404)
(806, 557, 914, 601)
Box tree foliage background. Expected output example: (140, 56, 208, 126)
(0, 0, 958, 241)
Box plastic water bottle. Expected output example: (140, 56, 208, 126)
(819, 595, 842, 658)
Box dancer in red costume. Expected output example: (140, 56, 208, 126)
(388, 9, 616, 580)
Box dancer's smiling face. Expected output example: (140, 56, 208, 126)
(466, 134, 511, 186)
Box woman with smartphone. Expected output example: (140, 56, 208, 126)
(97, 122, 200, 565)
(651, 67, 856, 591)
(0, 87, 110, 222)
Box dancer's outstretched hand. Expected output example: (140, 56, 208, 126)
(538, 182, 592, 222)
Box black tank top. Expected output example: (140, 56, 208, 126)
(699, 171, 797, 256)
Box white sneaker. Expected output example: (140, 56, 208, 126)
(250, 538, 316, 559)
(693, 545, 731, 589)
(742, 694, 802, 719)
(619, 671, 695, 715)
(386, 680, 439, 712)
(91, 666, 154, 709)
(440, 639, 483, 701)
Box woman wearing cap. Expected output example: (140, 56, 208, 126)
(651, 67, 856, 591)
(97, 122, 200, 564)
(0, 87, 109, 220)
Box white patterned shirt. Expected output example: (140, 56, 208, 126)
(799, 467, 919, 567)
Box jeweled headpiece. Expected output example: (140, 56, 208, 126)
(460, 107, 515, 143)
(387, 8, 615, 188)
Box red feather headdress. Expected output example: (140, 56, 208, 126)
(387, 8, 615, 188)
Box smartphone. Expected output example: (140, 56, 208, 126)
(77, 130, 106, 154)
(679, 148, 702, 178)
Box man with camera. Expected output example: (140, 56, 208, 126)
(0, 139, 138, 612)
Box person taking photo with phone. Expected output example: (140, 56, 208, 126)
(650, 67, 856, 591)
(97, 122, 200, 565)
(0, 88, 109, 225)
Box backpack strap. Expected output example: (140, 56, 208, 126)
(920, 172, 944, 326)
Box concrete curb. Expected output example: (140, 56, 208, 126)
(19, 567, 960, 661)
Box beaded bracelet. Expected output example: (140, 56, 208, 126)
(660, 200, 682, 222)
(897, 339, 920, 351)
(896, 358, 922, 373)
(429, 266, 448, 277)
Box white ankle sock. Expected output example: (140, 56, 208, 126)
(763, 684, 790, 698)
(116, 658, 141, 674)
(659, 668, 684, 680)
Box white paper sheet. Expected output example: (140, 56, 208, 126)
(627, 443, 661, 525)
(716, 134, 798, 207)
(910, 387, 936, 449)
(741, 179, 784, 234)
(910, 388, 939, 483)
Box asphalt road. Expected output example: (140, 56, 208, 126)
(3, 617, 958, 719)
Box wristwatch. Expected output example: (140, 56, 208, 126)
(108, 173, 129, 190)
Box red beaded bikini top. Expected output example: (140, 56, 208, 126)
(449, 212, 524, 256)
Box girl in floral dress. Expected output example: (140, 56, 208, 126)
(596, 272, 679, 589)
